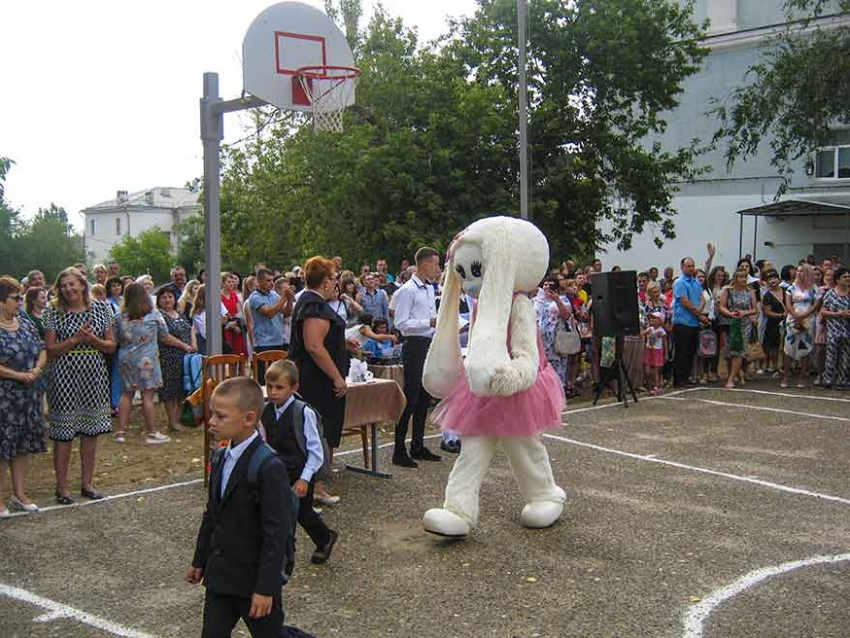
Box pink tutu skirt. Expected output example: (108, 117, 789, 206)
(431, 360, 566, 437)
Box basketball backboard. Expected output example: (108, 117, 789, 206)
(242, 2, 356, 112)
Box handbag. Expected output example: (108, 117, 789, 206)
(746, 341, 765, 361)
(555, 317, 582, 356)
(698, 329, 717, 358)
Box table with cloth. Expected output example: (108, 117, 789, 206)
(341, 378, 406, 478)
(366, 363, 404, 391)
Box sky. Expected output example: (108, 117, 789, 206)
(0, 0, 478, 229)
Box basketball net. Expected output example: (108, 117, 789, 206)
(296, 66, 361, 133)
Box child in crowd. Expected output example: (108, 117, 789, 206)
(644, 312, 667, 395)
(362, 317, 395, 359)
(90, 283, 107, 302)
(187, 376, 293, 638)
(261, 359, 339, 565)
(345, 312, 398, 350)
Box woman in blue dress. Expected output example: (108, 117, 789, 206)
(0, 277, 47, 516)
(115, 283, 193, 444)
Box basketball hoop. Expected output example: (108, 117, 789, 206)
(294, 65, 361, 133)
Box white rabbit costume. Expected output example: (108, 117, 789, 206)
(422, 216, 566, 537)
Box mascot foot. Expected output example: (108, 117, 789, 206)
(520, 500, 564, 529)
(423, 508, 471, 537)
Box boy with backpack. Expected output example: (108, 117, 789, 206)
(187, 376, 295, 638)
(261, 359, 339, 565)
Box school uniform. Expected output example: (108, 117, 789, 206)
(192, 433, 292, 638)
(261, 398, 333, 550)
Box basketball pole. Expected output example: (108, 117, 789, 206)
(200, 72, 265, 357)
(517, 0, 530, 222)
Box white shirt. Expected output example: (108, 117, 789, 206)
(393, 275, 436, 338)
(220, 431, 259, 498)
(273, 395, 324, 482)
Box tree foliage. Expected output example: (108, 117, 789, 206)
(108, 227, 173, 283)
(216, 0, 707, 269)
(0, 159, 85, 281)
(712, 0, 850, 196)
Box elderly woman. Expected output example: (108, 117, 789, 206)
(136, 274, 156, 308)
(115, 283, 193, 444)
(821, 267, 850, 388)
(92, 264, 108, 287)
(44, 267, 116, 504)
(533, 278, 573, 388)
(0, 277, 48, 515)
(156, 287, 197, 433)
(290, 256, 356, 503)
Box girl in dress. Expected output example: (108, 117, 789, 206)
(643, 312, 667, 395)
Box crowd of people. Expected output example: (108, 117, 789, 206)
(1, 244, 848, 520)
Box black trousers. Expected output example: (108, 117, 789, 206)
(395, 336, 432, 455)
(254, 344, 288, 385)
(202, 588, 284, 638)
(289, 471, 331, 549)
(672, 324, 700, 386)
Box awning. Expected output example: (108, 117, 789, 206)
(737, 199, 850, 217)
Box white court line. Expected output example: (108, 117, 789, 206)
(707, 386, 850, 403)
(0, 582, 157, 638)
(562, 387, 700, 415)
(682, 553, 850, 638)
(542, 432, 850, 506)
(659, 396, 850, 423)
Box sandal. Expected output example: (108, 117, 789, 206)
(81, 487, 106, 500)
(54, 490, 75, 506)
(114, 431, 126, 443)
(780, 382, 789, 389)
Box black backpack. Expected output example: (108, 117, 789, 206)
(211, 443, 299, 585)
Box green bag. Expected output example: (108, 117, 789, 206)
(179, 399, 203, 428)
(729, 319, 744, 353)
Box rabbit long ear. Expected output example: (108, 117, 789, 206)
(464, 222, 516, 396)
(423, 261, 463, 399)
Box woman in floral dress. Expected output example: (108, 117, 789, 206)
(44, 267, 116, 504)
(782, 264, 822, 388)
(0, 277, 47, 515)
(115, 283, 193, 444)
(533, 279, 572, 386)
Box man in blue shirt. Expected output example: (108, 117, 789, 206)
(672, 257, 710, 387)
(248, 268, 293, 382)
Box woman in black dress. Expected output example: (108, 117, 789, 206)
(290, 256, 356, 503)
(761, 270, 786, 375)
(156, 287, 197, 433)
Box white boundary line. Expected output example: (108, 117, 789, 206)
(542, 432, 850, 506)
(682, 553, 850, 638)
(562, 387, 700, 416)
(706, 386, 850, 403)
(659, 396, 850, 423)
(0, 582, 157, 638)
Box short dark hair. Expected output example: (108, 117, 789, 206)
(372, 317, 389, 331)
(357, 312, 374, 326)
(680, 257, 694, 266)
(415, 247, 440, 265)
(155, 286, 177, 307)
(780, 265, 796, 282)
(265, 359, 299, 386)
(256, 268, 274, 281)
(105, 277, 124, 297)
(834, 266, 849, 283)
(212, 376, 264, 423)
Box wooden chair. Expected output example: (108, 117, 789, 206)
(202, 354, 247, 484)
(251, 349, 288, 384)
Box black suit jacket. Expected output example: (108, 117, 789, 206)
(192, 436, 292, 598)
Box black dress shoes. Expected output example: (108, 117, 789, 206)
(410, 447, 442, 462)
(392, 454, 419, 468)
(311, 530, 339, 564)
(440, 440, 461, 454)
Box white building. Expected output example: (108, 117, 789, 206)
(601, 1, 850, 271)
(81, 187, 202, 265)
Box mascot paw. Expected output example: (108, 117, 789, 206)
(423, 508, 471, 537)
(520, 501, 564, 529)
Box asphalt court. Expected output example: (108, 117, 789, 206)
(1, 384, 848, 638)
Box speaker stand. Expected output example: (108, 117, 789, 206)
(592, 337, 638, 408)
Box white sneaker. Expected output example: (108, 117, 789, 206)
(10, 496, 38, 513)
(0, 507, 11, 519)
(145, 431, 171, 444)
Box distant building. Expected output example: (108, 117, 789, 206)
(601, 1, 850, 271)
(81, 187, 201, 265)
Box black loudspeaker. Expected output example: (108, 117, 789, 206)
(590, 271, 640, 337)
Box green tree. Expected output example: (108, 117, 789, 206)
(712, 0, 850, 195)
(108, 228, 173, 283)
(175, 215, 205, 278)
(15, 204, 85, 281)
(0, 157, 23, 276)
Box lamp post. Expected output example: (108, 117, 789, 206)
(517, 0, 529, 221)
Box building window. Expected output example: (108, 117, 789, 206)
(90, 218, 97, 235)
(116, 217, 121, 235)
(815, 146, 850, 179)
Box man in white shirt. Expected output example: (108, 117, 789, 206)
(392, 247, 442, 467)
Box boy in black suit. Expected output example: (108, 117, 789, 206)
(261, 359, 339, 564)
(187, 376, 294, 638)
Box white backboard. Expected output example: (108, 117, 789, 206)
(243, 2, 356, 111)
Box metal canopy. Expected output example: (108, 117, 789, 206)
(737, 199, 850, 217)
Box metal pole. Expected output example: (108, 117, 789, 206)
(517, 0, 529, 221)
(845, 212, 849, 264)
(200, 72, 223, 356)
(753, 215, 758, 262)
(738, 214, 743, 260)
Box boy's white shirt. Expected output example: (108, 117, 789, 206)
(272, 396, 324, 483)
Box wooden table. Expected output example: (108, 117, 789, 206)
(367, 363, 404, 391)
(342, 378, 406, 479)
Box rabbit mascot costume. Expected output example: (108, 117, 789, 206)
(422, 216, 566, 537)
